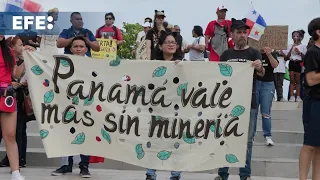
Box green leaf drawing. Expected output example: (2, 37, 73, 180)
(44, 90, 54, 103)
(210, 124, 223, 134)
(135, 144, 145, 160)
(177, 83, 188, 96)
(218, 63, 233, 77)
(157, 150, 172, 160)
(155, 116, 161, 120)
(71, 132, 85, 145)
(226, 154, 239, 163)
(230, 105, 245, 117)
(72, 96, 79, 105)
(182, 132, 195, 144)
(31, 65, 43, 75)
(65, 111, 75, 121)
(152, 66, 167, 77)
(84, 97, 94, 106)
(39, 129, 49, 139)
(101, 128, 111, 144)
(60, 59, 70, 67)
(138, 91, 143, 96)
(109, 56, 121, 66)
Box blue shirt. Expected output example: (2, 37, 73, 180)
(58, 26, 96, 57)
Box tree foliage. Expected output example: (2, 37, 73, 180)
(117, 22, 142, 59)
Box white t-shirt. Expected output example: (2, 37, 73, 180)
(273, 56, 286, 73)
(39, 23, 60, 54)
(287, 43, 307, 61)
(189, 36, 205, 61)
(136, 31, 146, 44)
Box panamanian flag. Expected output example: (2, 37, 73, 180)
(245, 7, 267, 41)
(5, 0, 43, 12)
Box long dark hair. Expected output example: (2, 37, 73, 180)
(0, 37, 14, 71)
(157, 32, 179, 59)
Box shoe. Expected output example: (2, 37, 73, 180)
(265, 136, 274, 146)
(279, 98, 286, 102)
(289, 97, 295, 102)
(0, 157, 9, 167)
(51, 165, 72, 176)
(11, 175, 25, 180)
(244, 177, 252, 180)
(214, 176, 223, 180)
(146, 175, 155, 180)
(80, 167, 91, 178)
(19, 159, 26, 168)
(171, 177, 180, 180)
(296, 96, 302, 102)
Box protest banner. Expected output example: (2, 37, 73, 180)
(24, 51, 254, 171)
(248, 25, 288, 50)
(91, 38, 117, 60)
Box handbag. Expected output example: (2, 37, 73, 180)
(23, 89, 33, 116)
(284, 68, 290, 81)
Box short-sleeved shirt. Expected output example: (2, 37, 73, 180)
(39, 23, 60, 53)
(0, 48, 16, 85)
(189, 36, 205, 60)
(146, 28, 171, 60)
(304, 45, 320, 96)
(258, 52, 278, 82)
(95, 25, 123, 41)
(220, 47, 262, 109)
(59, 26, 96, 57)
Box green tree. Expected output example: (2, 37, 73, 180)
(117, 22, 142, 59)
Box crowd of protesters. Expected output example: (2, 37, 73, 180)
(0, 5, 319, 180)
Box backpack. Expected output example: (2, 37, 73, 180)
(210, 22, 229, 56)
(197, 36, 208, 58)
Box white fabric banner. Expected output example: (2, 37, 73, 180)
(24, 51, 254, 171)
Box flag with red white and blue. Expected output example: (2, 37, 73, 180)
(245, 7, 267, 41)
(5, 0, 43, 12)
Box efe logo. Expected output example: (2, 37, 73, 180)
(12, 15, 54, 30)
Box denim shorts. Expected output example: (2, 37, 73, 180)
(303, 96, 320, 147)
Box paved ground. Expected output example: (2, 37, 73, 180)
(0, 168, 307, 180)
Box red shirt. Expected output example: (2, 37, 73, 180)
(204, 20, 233, 61)
(0, 48, 16, 85)
(95, 26, 123, 40)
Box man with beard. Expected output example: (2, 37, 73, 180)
(214, 18, 265, 180)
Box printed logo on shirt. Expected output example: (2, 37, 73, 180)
(227, 59, 248, 62)
(101, 32, 115, 39)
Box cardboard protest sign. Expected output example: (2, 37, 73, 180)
(91, 38, 117, 60)
(248, 25, 288, 50)
(24, 51, 254, 171)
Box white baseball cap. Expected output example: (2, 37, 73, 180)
(217, 5, 228, 12)
(142, 22, 152, 27)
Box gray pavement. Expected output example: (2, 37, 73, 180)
(0, 168, 309, 180)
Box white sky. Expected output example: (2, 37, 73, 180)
(1, 0, 320, 44)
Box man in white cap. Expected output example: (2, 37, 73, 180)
(204, 5, 233, 61)
(137, 21, 152, 44)
(132, 21, 152, 59)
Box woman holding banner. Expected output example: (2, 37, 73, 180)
(0, 35, 26, 180)
(146, 32, 182, 180)
(0, 37, 35, 169)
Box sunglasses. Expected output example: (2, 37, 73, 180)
(105, 17, 113, 20)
